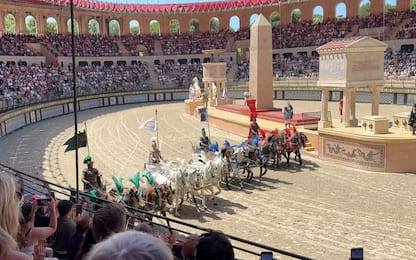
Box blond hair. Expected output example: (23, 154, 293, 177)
(0, 173, 19, 257)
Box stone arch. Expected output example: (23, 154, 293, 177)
(150, 20, 160, 35)
(313, 6, 324, 24)
(359, 0, 370, 18)
(291, 8, 301, 24)
(25, 15, 37, 34)
(169, 19, 180, 35)
(109, 19, 120, 36)
(67, 18, 79, 35)
(129, 19, 140, 35)
(46, 17, 58, 34)
(250, 13, 259, 26)
(5, 13, 16, 34)
(209, 17, 219, 32)
(88, 18, 100, 35)
(189, 18, 199, 33)
(270, 11, 280, 27)
(336, 2, 347, 20)
(229, 16, 240, 32)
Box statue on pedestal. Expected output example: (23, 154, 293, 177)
(211, 82, 217, 104)
(192, 77, 201, 99)
(188, 84, 195, 101)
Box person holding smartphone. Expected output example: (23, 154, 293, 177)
(18, 197, 57, 258)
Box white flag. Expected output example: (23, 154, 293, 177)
(139, 117, 157, 132)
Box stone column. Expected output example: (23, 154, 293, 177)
(351, 90, 358, 126)
(0, 10, 5, 35)
(78, 15, 86, 35)
(60, 16, 68, 34)
(101, 17, 109, 36)
(343, 89, 352, 127)
(17, 12, 25, 34)
(370, 85, 382, 115)
(248, 14, 273, 109)
(318, 88, 331, 128)
(37, 14, 46, 35)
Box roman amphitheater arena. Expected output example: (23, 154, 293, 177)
(0, 0, 416, 259)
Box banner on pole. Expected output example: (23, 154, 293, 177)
(198, 107, 208, 122)
(140, 117, 157, 132)
(64, 130, 88, 152)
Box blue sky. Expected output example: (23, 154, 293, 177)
(315, 0, 397, 16)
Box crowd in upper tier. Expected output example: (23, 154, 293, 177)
(1, 9, 416, 109)
(0, 10, 415, 57)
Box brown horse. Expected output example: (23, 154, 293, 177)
(283, 131, 308, 166)
(142, 184, 173, 220)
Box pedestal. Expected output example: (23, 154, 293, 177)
(318, 120, 332, 129)
(361, 116, 389, 134)
(217, 97, 235, 106)
(184, 99, 204, 115)
(392, 112, 412, 131)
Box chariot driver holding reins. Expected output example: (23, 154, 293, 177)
(150, 137, 163, 164)
(81, 155, 104, 193)
(221, 140, 234, 173)
(199, 128, 211, 151)
(248, 117, 260, 139)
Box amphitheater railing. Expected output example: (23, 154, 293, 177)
(0, 162, 313, 260)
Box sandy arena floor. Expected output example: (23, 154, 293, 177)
(2, 101, 415, 259)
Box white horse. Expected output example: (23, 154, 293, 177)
(171, 160, 205, 216)
(200, 154, 224, 203)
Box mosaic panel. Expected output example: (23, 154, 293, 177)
(323, 137, 385, 169)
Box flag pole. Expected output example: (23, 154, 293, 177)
(84, 121, 90, 155)
(69, 0, 80, 203)
(207, 108, 211, 141)
(155, 109, 159, 149)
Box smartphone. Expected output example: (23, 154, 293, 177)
(260, 251, 273, 260)
(37, 198, 50, 206)
(50, 191, 55, 199)
(76, 204, 83, 216)
(351, 247, 364, 260)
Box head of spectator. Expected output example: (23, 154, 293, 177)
(19, 202, 35, 226)
(57, 200, 73, 217)
(86, 230, 173, 260)
(195, 230, 234, 260)
(134, 222, 153, 234)
(91, 202, 126, 242)
(75, 215, 91, 235)
(181, 234, 200, 260)
(75, 227, 96, 260)
(0, 174, 30, 260)
(66, 215, 91, 260)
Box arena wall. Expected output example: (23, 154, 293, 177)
(0, 0, 413, 35)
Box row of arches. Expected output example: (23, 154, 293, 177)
(2, 0, 411, 35)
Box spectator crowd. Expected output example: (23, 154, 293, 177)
(0, 173, 237, 260)
(1, 9, 416, 108)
